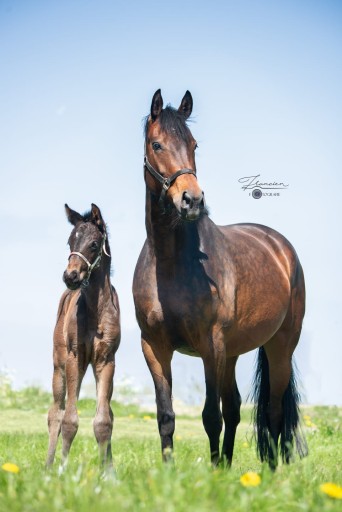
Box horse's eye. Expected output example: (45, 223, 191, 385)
(91, 241, 99, 251)
(152, 142, 162, 151)
(195, 143, 199, 150)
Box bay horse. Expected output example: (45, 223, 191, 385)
(46, 204, 120, 470)
(133, 90, 307, 469)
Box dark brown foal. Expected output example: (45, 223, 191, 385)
(46, 204, 120, 471)
(133, 90, 307, 469)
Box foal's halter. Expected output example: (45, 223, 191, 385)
(68, 232, 110, 288)
(144, 154, 197, 209)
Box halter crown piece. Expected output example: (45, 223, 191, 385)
(144, 154, 197, 210)
(68, 232, 110, 288)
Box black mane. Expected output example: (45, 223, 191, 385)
(144, 105, 192, 143)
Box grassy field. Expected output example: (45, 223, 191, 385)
(0, 385, 341, 511)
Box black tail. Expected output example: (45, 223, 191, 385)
(251, 347, 308, 464)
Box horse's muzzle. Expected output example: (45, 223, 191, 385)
(180, 191, 205, 221)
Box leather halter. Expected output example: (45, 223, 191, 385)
(144, 154, 197, 209)
(68, 232, 110, 287)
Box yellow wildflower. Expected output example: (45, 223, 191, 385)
(303, 414, 311, 421)
(240, 471, 261, 487)
(242, 441, 249, 448)
(2, 462, 20, 474)
(175, 435, 182, 441)
(320, 482, 342, 500)
(143, 415, 152, 421)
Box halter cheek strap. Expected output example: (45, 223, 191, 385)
(68, 232, 110, 287)
(144, 155, 197, 209)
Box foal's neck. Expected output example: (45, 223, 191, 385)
(81, 261, 112, 319)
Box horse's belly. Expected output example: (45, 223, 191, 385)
(175, 345, 201, 357)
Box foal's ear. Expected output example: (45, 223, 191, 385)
(91, 203, 105, 233)
(178, 90, 193, 119)
(65, 204, 83, 226)
(151, 89, 163, 121)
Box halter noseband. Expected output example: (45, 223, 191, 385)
(144, 154, 197, 209)
(68, 232, 110, 288)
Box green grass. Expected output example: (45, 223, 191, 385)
(0, 387, 341, 511)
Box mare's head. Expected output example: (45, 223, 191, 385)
(144, 89, 205, 222)
(63, 204, 110, 290)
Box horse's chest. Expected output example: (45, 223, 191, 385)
(144, 273, 216, 332)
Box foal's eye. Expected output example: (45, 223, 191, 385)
(152, 142, 162, 151)
(195, 143, 199, 150)
(90, 241, 99, 251)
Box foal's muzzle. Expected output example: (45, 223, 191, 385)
(63, 269, 82, 290)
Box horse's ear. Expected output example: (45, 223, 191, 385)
(151, 89, 163, 121)
(91, 203, 105, 232)
(65, 204, 83, 226)
(178, 90, 193, 119)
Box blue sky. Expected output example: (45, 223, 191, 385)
(0, 0, 341, 405)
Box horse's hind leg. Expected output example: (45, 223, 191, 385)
(61, 352, 86, 467)
(264, 328, 307, 467)
(46, 363, 66, 467)
(220, 356, 241, 467)
(92, 356, 115, 470)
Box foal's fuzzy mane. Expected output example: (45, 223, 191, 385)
(144, 105, 193, 143)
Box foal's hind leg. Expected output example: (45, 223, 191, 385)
(46, 363, 66, 467)
(220, 356, 241, 466)
(61, 351, 86, 467)
(92, 354, 115, 470)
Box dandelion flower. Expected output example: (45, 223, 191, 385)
(2, 462, 20, 474)
(320, 482, 342, 500)
(240, 472, 261, 487)
(143, 415, 152, 421)
(303, 414, 311, 421)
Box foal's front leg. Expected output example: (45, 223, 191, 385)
(46, 362, 66, 467)
(61, 351, 86, 467)
(142, 336, 174, 461)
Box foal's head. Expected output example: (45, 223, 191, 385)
(144, 89, 205, 222)
(63, 204, 110, 290)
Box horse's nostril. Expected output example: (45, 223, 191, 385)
(182, 191, 192, 207)
(183, 191, 191, 205)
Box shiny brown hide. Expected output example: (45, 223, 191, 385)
(46, 204, 120, 470)
(133, 90, 306, 468)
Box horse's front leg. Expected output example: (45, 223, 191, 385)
(142, 336, 174, 461)
(201, 348, 224, 466)
(92, 349, 115, 471)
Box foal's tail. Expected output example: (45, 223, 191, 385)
(251, 347, 308, 464)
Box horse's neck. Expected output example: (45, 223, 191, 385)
(81, 263, 112, 319)
(145, 191, 203, 265)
